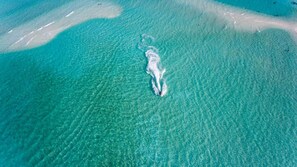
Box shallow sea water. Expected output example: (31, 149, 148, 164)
(0, 0, 69, 35)
(0, 0, 296, 166)
(214, 0, 297, 17)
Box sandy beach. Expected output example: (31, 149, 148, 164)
(177, 0, 297, 41)
(0, 0, 122, 53)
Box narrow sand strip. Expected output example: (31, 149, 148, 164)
(176, 0, 297, 41)
(0, 0, 122, 53)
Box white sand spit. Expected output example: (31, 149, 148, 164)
(176, 0, 297, 41)
(0, 0, 122, 53)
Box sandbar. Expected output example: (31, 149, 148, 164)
(176, 0, 297, 41)
(0, 0, 122, 53)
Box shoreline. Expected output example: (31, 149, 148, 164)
(0, 0, 122, 53)
(176, 0, 297, 42)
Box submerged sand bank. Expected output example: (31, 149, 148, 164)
(0, 0, 122, 53)
(176, 0, 297, 40)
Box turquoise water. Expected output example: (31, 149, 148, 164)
(214, 0, 297, 17)
(0, 0, 68, 35)
(0, 0, 296, 166)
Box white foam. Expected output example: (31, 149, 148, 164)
(37, 27, 43, 31)
(160, 81, 168, 97)
(43, 21, 55, 28)
(145, 49, 167, 96)
(28, 31, 34, 35)
(176, 0, 297, 42)
(139, 34, 168, 96)
(141, 34, 155, 44)
(151, 79, 160, 95)
(0, 0, 122, 52)
(26, 36, 36, 46)
(65, 11, 75, 17)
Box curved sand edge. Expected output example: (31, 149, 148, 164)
(176, 0, 297, 42)
(0, 0, 122, 53)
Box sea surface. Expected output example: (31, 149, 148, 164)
(214, 0, 297, 17)
(0, 0, 296, 166)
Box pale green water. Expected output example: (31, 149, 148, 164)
(0, 0, 296, 166)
